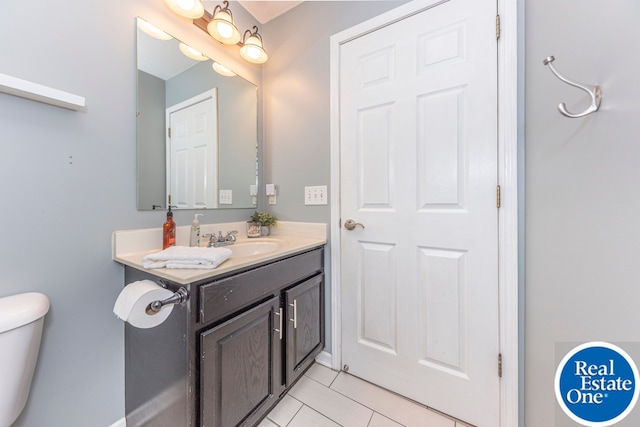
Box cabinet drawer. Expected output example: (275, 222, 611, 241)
(199, 248, 323, 325)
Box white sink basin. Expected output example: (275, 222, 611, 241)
(228, 241, 281, 258)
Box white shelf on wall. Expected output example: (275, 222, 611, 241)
(0, 73, 85, 111)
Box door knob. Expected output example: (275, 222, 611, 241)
(344, 219, 365, 230)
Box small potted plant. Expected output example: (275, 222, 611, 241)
(248, 211, 277, 237)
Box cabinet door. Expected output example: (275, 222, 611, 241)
(200, 296, 283, 427)
(284, 274, 325, 387)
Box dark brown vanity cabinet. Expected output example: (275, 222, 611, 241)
(198, 249, 325, 426)
(124, 246, 324, 427)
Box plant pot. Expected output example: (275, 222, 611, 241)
(260, 225, 270, 236)
(247, 221, 261, 238)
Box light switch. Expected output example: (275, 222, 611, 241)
(266, 184, 277, 205)
(219, 189, 232, 204)
(304, 185, 328, 205)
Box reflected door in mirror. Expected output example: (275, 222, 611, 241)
(168, 89, 218, 209)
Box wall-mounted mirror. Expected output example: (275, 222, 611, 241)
(136, 17, 258, 210)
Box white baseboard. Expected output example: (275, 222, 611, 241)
(108, 417, 126, 427)
(315, 350, 332, 369)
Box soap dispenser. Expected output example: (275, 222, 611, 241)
(190, 214, 203, 247)
(163, 207, 176, 249)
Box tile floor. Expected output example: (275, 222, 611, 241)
(259, 364, 472, 427)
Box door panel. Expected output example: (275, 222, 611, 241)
(339, 1, 499, 425)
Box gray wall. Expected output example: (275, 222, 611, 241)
(0, 0, 262, 425)
(525, 0, 640, 425)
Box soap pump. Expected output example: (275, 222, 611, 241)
(163, 206, 176, 249)
(190, 214, 203, 247)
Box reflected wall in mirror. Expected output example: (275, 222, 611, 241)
(136, 18, 258, 210)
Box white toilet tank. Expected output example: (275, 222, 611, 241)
(0, 292, 50, 427)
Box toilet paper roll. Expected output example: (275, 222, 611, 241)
(113, 280, 175, 329)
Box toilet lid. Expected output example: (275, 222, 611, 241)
(0, 292, 50, 333)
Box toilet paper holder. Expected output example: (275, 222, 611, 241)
(145, 286, 189, 315)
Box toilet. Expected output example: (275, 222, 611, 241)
(0, 292, 50, 426)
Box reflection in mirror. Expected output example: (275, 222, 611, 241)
(136, 18, 258, 210)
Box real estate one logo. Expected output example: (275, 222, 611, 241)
(555, 342, 639, 426)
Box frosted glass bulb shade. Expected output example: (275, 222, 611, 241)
(137, 19, 172, 40)
(240, 35, 268, 64)
(163, 0, 205, 19)
(207, 10, 241, 44)
(212, 62, 237, 77)
(178, 43, 208, 61)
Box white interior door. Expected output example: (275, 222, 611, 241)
(339, 1, 499, 425)
(167, 89, 218, 209)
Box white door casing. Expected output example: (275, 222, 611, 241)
(166, 89, 218, 209)
(330, 0, 520, 426)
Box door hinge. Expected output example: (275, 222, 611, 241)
(498, 353, 503, 378)
(496, 14, 501, 40)
(168, 127, 171, 138)
(496, 185, 501, 208)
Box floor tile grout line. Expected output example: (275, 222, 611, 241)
(304, 403, 345, 427)
(329, 370, 466, 426)
(296, 365, 469, 427)
(365, 410, 374, 427)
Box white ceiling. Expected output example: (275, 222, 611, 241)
(236, 1, 303, 24)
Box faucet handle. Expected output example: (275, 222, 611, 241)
(225, 230, 238, 242)
(203, 233, 217, 247)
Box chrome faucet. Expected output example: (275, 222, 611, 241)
(204, 230, 238, 247)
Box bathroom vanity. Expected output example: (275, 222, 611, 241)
(113, 222, 326, 427)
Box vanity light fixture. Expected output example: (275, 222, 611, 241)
(178, 42, 208, 61)
(188, 2, 269, 64)
(239, 26, 268, 64)
(163, 0, 204, 19)
(212, 62, 237, 77)
(207, 0, 241, 45)
(137, 18, 173, 40)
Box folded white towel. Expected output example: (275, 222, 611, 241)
(142, 246, 232, 270)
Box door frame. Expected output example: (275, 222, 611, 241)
(328, 0, 520, 426)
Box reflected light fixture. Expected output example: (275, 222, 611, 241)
(178, 42, 209, 61)
(137, 18, 173, 40)
(163, 0, 205, 19)
(207, 0, 241, 45)
(212, 62, 237, 77)
(240, 26, 268, 64)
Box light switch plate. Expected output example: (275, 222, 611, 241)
(266, 184, 276, 196)
(304, 185, 327, 205)
(219, 189, 232, 204)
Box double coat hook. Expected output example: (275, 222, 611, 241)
(543, 56, 602, 118)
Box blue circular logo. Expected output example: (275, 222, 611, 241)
(555, 342, 639, 426)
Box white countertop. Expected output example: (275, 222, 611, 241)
(112, 221, 327, 285)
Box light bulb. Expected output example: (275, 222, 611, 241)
(217, 22, 233, 39)
(246, 46, 261, 60)
(176, 0, 196, 11)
